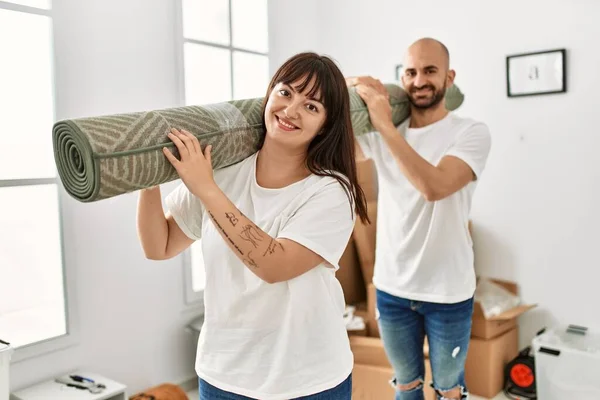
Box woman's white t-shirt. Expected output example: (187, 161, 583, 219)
(166, 152, 355, 399)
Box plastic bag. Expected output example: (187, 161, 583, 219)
(474, 278, 521, 319)
(343, 305, 366, 331)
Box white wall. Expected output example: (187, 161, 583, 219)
(269, 0, 600, 346)
(11, 0, 200, 393)
(267, 0, 321, 75)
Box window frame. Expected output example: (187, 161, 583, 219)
(174, 0, 269, 305)
(0, 0, 78, 362)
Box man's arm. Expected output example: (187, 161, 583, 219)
(354, 83, 485, 202)
(376, 124, 475, 201)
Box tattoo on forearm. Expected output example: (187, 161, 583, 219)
(239, 224, 264, 248)
(225, 212, 239, 227)
(244, 251, 259, 269)
(208, 211, 244, 256)
(263, 238, 284, 257)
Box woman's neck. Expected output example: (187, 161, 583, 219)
(256, 140, 311, 189)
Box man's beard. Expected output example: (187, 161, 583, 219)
(408, 84, 446, 109)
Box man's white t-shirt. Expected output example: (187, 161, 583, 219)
(165, 152, 355, 399)
(357, 113, 491, 304)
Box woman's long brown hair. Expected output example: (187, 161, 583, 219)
(260, 52, 369, 224)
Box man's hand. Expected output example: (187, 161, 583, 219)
(346, 75, 389, 100)
(355, 84, 394, 132)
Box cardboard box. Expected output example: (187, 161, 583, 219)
(356, 158, 379, 203)
(367, 283, 376, 319)
(352, 363, 396, 400)
(365, 283, 380, 337)
(366, 319, 379, 338)
(352, 159, 378, 284)
(350, 336, 435, 400)
(465, 327, 519, 398)
(471, 278, 537, 339)
(337, 237, 366, 305)
(352, 201, 377, 284)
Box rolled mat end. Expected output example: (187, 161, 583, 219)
(52, 120, 99, 202)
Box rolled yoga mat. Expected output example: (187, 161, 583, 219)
(52, 84, 464, 202)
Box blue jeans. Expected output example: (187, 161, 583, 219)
(198, 374, 352, 400)
(376, 289, 473, 400)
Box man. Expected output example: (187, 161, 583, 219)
(347, 38, 491, 400)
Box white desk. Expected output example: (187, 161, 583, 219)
(11, 372, 126, 400)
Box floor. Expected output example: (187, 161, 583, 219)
(186, 388, 511, 399)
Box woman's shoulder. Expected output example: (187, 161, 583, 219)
(304, 171, 350, 199)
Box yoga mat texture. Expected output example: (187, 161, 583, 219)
(52, 84, 464, 202)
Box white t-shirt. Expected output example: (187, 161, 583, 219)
(357, 113, 491, 304)
(165, 152, 355, 399)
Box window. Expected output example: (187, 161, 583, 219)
(178, 0, 269, 303)
(0, 0, 69, 356)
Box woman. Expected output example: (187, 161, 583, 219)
(137, 52, 369, 400)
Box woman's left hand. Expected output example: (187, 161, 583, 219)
(163, 128, 216, 199)
(355, 84, 394, 132)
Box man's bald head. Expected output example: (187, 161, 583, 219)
(405, 38, 450, 70)
(400, 37, 455, 110)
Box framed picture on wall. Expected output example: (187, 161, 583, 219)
(506, 48, 567, 97)
(395, 64, 403, 82)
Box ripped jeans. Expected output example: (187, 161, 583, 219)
(376, 289, 474, 400)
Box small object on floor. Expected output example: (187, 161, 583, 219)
(504, 347, 536, 399)
(503, 328, 545, 399)
(54, 375, 106, 394)
(130, 383, 188, 400)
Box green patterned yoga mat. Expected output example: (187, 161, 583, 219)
(52, 84, 464, 202)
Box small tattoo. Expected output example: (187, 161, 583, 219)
(239, 224, 264, 248)
(244, 251, 259, 269)
(263, 238, 283, 257)
(225, 212, 239, 226)
(208, 211, 244, 256)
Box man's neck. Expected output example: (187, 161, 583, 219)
(408, 104, 449, 128)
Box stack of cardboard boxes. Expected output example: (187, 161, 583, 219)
(337, 159, 435, 400)
(465, 279, 536, 397)
(337, 159, 536, 399)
